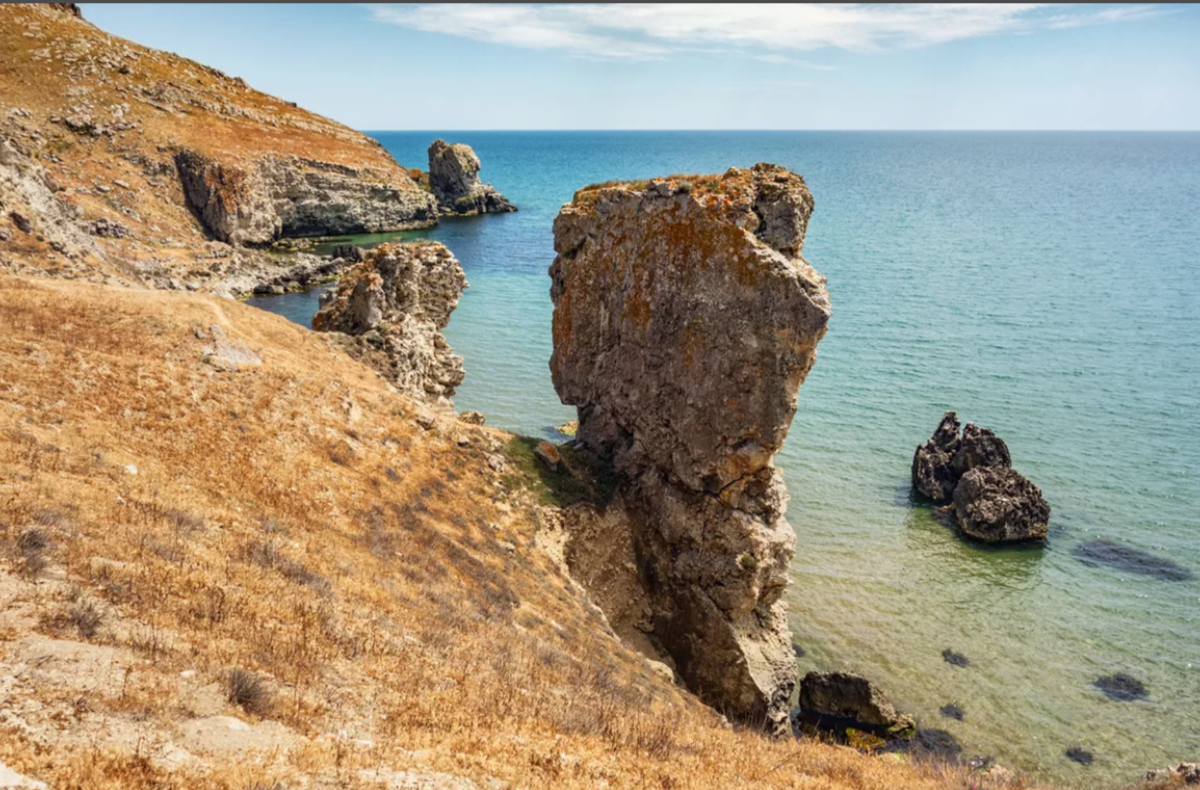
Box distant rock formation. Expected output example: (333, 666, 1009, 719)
(912, 412, 1049, 542)
(550, 164, 831, 733)
(427, 140, 516, 216)
(176, 151, 437, 246)
(313, 242, 466, 405)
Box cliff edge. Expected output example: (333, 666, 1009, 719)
(0, 3, 434, 288)
(549, 165, 831, 732)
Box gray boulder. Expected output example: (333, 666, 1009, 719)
(952, 466, 1050, 543)
(427, 139, 515, 216)
(798, 671, 915, 732)
(551, 164, 831, 733)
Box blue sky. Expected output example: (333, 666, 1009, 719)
(81, 3, 1200, 130)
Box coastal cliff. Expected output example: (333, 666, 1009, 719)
(549, 165, 831, 732)
(0, 3, 434, 289)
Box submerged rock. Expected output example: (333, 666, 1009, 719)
(551, 165, 830, 733)
(942, 648, 970, 668)
(1066, 746, 1094, 765)
(798, 672, 914, 732)
(911, 728, 963, 761)
(1093, 672, 1148, 702)
(428, 140, 516, 216)
(313, 242, 466, 404)
(939, 702, 965, 721)
(1073, 540, 1193, 582)
(951, 466, 1050, 543)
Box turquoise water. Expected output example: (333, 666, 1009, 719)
(249, 132, 1200, 786)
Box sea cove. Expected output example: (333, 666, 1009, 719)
(251, 130, 1200, 784)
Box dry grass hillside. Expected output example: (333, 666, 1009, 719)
(0, 3, 426, 284)
(0, 273, 1060, 790)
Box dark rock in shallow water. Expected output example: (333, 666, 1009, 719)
(965, 755, 995, 771)
(912, 412, 962, 504)
(1066, 746, 1094, 765)
(798, 671, 914, 732)
(330, 243, 365, 263)
(792, 644, 806, 659)
(912, 728, 963, 760)
(1073, 540, 1193, 582)
(952, 466, 1050, 543)
(1093, 673, 1148, 702)
(939, 702, 965, 721)
(942, 648, 970, 668)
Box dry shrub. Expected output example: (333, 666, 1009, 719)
(224, 668, 273, 717)
(68, 598, 104, 639)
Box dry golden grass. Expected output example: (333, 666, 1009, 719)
(0, 276, 1072, 789)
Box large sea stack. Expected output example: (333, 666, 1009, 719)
(550, 165, 831, 732)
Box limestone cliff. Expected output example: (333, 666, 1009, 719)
(550, 165, 831, 732)
(0, 3, 434, 288)
(428, 139, 516, 216)
(313, 242, 467, 405)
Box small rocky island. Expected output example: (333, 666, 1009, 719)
(912, 412, 1050, 542)
(551, 164, 831, 733)
(427, 139, 516, 216)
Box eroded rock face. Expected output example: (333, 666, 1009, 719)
(551, 164, 831, 732)
(1, 139, 99, 259)
(176, 151, 437, 245)
(952, 466, 1050, 543)
(427, 140, 515, 216)
(313, 242, 466, 404)
(797, 671, 914, 732)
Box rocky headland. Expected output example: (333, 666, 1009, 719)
(913, 412, 1050, 543)
(0, 3, 435, 294)
(549, 165, 831, 732)
(312, 241, 467, 406)
(427, 139, 516, 216)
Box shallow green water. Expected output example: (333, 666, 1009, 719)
(248, 132, 1200, 785)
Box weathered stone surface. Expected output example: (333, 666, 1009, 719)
(952, 466, 1050, 543)
(912, 411, 962, 504)
(551, 165, 830, 733)
(1, 139, 99, 258)
(953, 422, 1011, 476)
(313, 242, 466, 404)
(427, 139, 516, 216)
(798, 671, 915, 732)
(176, 151, 437, 246)
(1147, 762, 1200, 785)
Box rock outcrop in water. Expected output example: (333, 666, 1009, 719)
(797, 672, 914, 732)
(428, 139, 516, 216)
(313, 241, 466, 405)
(176, 151, 437, 246)
(912, 412, 1049, 543)
(550, 165, 831, 732)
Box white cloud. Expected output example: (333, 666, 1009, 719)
(366, 3, 1162, 61)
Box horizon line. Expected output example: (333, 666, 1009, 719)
(359, 128, 1200, 134)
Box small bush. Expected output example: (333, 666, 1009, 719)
(224, 668, 273, 716)
(68, 599, 104, 639)
(16, 526, 50, 575)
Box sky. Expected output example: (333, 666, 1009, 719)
(80, 3, 1200, 131)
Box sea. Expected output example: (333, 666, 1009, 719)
(247, 131, 1200, 785)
